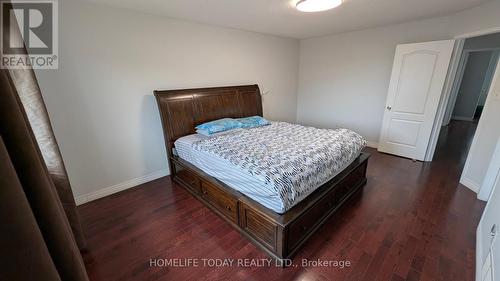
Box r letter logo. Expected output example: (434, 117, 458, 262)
(1, 0, 58, 69)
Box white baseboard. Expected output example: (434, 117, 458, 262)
(75, 169, 169, 205)
(451, 115, 474, 122)
(460, 176, 481, 193)
(366, 141, 379, 149)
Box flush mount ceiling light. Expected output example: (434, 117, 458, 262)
(296, 0, 343, 12)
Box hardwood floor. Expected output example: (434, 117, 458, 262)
(80, 120, 485, 281)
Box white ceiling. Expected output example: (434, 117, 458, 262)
(86, 0, 491, 39)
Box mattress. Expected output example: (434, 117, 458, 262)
(174, 122, 365, 213)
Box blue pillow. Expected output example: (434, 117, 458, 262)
(195, 118, 241, 135)
(236, 116, 270, 128)
(196, 129, 212, 137)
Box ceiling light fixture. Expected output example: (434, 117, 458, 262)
(296, 0, 342, 12)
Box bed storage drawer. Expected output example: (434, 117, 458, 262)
(239, 203, 278, 251)
(288, 188, 337, 251)
(201, 180, 238, 223)
(336, 161, 366, 201)
(174, 163, 201, 194)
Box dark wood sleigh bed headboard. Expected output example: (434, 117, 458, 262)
(154, 84, 262, 169)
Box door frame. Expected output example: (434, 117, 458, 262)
(447, 49, 498, 123)
(424, 39, 464, 161)
(442, 48, 468, 126)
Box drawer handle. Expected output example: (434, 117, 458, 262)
(202, 190, 208, 195)
(226, 206, 232, 211)
(301, 225, 307, 231)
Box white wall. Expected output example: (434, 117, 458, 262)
(297, 0, 500, 146)
(35, 0, 299, 202)
(452, 51, 493, 120)
(478, 51, 500, 106)
(462, 58, 500, 192)
(297, 16, 454, 144)
(450, 0, 500, 38)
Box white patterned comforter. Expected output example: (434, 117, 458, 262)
(191, 122, 366, 212)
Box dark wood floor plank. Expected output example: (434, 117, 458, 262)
(79, 120, 485, 280)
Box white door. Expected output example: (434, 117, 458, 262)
(477, 151, 500, 281)
(378, 40, 455, 160)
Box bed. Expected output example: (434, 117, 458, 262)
(154, 84, 369, 262)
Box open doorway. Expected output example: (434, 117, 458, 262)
(449, 50, 498, 123)
(434, 32, 500, 187)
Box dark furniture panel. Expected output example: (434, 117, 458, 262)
(239, 202, 279, 251)
(201, 180, 239, 223)
(162, 97, 196, 140)
(195, 92, 242, 123)
(173, 162, 201, 194)
(237, 88, 262, 117)
(337, 160, 367, 202)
